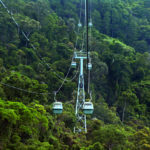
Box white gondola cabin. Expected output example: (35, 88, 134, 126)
(71, 61, 77, 69)
(53, 102, 63, 114)
(78, 22, 82, 27)
(89, 22, 93, 27)
(88, 63, 92, 70)
(83, 102, 94, 115)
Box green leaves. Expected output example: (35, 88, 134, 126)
(132, 127, 150, 150)
(0, 108, 19, 124)
(15, 14, 41, 36)
(0, 0, 150, 149)
(1, 72, 48, 104)
(0, 98, 53, 149)
(94, 98, 120, 124)
(92, 125, 129, 150)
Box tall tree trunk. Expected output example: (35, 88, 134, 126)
(109, 145, 112, 150)
(122, 100, 126, 123)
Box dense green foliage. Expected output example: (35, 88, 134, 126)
(0, 0, 150, 150)
(50, 0, 150, 53)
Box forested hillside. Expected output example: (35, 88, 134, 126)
(50, 0, 150, 53)
(0, 0, 150, 150)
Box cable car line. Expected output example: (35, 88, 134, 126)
(78, 0, 83, 28)
(0, 0, 78, 82)
(0, 0, 94, 132)
(0, 63, 79, 96)
(86, 0, 89, 65)
(53, 0, 89, 116)
(79, 0, 83, 27)
(81, 0, 87, 51)
(74, 0, 94, 133)
(0, 0, 80, 96)
(52, 65, 72, 114)
(0, 82, 53, 95)
(88, 0, 93, 94)
(86, 0, 89, 94)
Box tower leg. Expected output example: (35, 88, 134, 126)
(74, 58, 87, 133)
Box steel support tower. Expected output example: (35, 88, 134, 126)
(74, 0, 90, 133)
(74, 52, 87, 133)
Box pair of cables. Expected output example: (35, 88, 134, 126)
(0, 0, 81, 96)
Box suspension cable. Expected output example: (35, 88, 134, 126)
(0, 0, 80, 96)
(85, 0, 89, 95)
(90, 0, 92, 22)
(75, 0, 83, 50)
(79, 0, 86, 51)
(54, 0, 84, 98)
(0, 82, 52, 95)
(0, 0, 78, 82)
(88, 0, 93, 95)
(0, 0, 89, 99)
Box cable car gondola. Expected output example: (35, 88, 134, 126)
(53, 102, 63, 114)
(78, 22, 82, 27)
(89, 22, 93, 27)
(83, 102, 94, 115)
(71, 61, 77, 69)
(88, 63, 92, 70)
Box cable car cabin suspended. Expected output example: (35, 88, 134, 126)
(88, 63, 92, 70)
(71, 61, 77, 69)
(89, 22, 93, 27)
(53, 102, 63, 114)
(78, 22, 82, 27)
(83, 102, 94, 115)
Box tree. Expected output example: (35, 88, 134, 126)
(117, 89, 139, 122)
(15, 14, 41, 38)
(1, 72, 48, 104)
(132, 127, 150, 150)
(93, 125, 129, 150)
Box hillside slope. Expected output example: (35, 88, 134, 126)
(0, 0, 150, 150)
